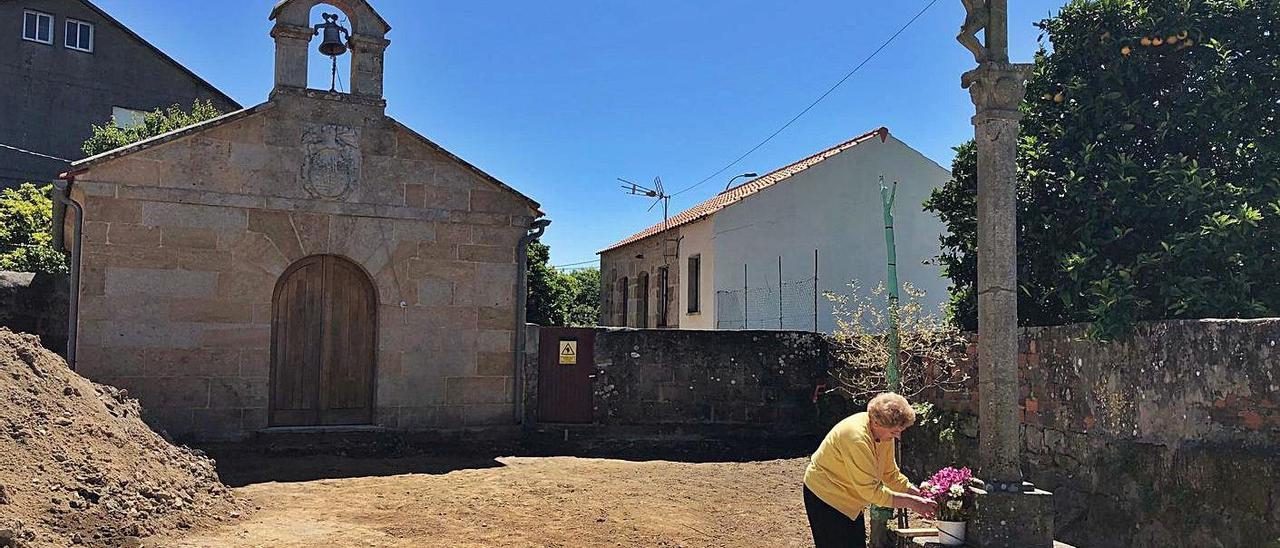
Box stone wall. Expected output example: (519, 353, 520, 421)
(586, 328, 828, 433)
(899, 319, 1280, 548)
(0, 271, 68, 356)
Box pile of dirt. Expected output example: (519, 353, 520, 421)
(0, 328, 244, 547)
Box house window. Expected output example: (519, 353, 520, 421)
(23, 10, 53, 44)
(637, 272, 649, 328)
(618, 277, 629, 327)
(65, 18, 94, 52)
(656, 267, 669, 327)
(112, 106, 148, 128)
(687, 255, 701, 313)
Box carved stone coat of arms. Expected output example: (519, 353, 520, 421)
(300, 124, 361, 199)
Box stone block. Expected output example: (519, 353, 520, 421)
(105, 223, 161, 247)
(142, 407, 194, 439)
(239, 348, 271, 377)
(85, 196, 142, 224)
(145, 348, 240, 377)
(226, 231, 290, 276)
(168, 299, 254, 323)
(437, 404, 466, 426)
(90, 320, 204, 349)
(404, 306, 477, 332)
(216, 268, 277, 303)
(459, 244, 514, 264)
(191, 408, 244, 439)
(76, 181, 117, 197)
(477, 330, 514, 353)
(291, 212, 331, 255)
(404, 184, 426, 208)
(161, 226, 219, 249)
(397, 406, 438, 429)
(969, 488, 1055, 548)
(416, 242, 458, 261)
(416, 185, 469, 212)
(104, 268, 217, 298)
(209, 378, 268, 408)
(75, 345, 146, 378)
(107, 376, 211, 409)
(390, 219, 436, 244)
(464, 403, 512, 426)
(473, 226, 522, 247)
(248, 209, 304, 260)
(78, 295, 168, 321)
(404, 346, 474, 379)
(478, 306, 512, 330)
(83, 221, 108, 245)
(416, 277, 453, 306)
(241, 407, 269, 432)
(445, 376, 504, 407)
(477, 351, 511, 376)
(201, 325, 271, 348)
(142, 202, 247, 231)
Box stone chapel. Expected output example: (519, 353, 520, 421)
(59, 0, 543, 440)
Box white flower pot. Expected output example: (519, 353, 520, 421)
(935, 520, 966, 546)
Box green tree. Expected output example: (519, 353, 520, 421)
(925, 0, 1280, 339)
(82, 99, 223, 157)
(0, 183, 67, 274)
(565, 268, 601, 327)
(525, 241, 600, 326)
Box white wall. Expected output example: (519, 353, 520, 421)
(709, 135, 951, 332)
(677, 218, 715, 329)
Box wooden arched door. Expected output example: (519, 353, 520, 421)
(270, 255, 377, 426)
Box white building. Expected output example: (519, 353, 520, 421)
(598, 127, 950, 332)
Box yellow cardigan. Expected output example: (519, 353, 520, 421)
(803, 412, 914, 519)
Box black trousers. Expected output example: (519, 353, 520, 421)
(803, 485, 866, 548)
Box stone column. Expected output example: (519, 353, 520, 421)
(271, 23, 314, 90)
(958, 1, 1056, 545)
(349, 34, 391, 98)
(965, 61, 1031, 485)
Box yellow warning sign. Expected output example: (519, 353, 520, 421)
(559, 340, 577, 365)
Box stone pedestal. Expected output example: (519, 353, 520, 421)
(969, 486, 1055, 548)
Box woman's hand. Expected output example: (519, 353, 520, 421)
(904, 494, 938, 518)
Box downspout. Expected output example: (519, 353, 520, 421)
(51, 178, 83, 370)
(514, 218, 551, 424)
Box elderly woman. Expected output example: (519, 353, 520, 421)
(803, 392, 937, 548)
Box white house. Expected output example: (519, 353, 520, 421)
(598, 127, 951, 332)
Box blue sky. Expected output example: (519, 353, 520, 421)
(96, 0, 1062, 267)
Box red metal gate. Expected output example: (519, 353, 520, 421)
(537, 328, 595, 423)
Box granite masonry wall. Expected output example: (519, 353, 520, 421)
(525, 327, 830, 435)
(898, 319, 1280, 548)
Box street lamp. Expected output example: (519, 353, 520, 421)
(724, 172, 758, 191)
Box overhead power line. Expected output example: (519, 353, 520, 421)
(670, 0, 942, 198)
(552, 259, 599, 269)
(0, 142, 72, 163)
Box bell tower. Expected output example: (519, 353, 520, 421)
(268, 0, 391, 98)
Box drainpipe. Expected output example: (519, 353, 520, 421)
(51, 178, 83, 370)
(514, 219, 551, 424)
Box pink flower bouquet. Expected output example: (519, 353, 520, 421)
(918, 466, 974, 522)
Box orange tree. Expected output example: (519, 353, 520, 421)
(926, 0, 1280, 339)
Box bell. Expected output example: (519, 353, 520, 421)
(314, 13, 349, 57)
(318, 26, 347, 57)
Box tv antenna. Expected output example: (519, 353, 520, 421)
(620, 176, 680, 261)
(619, 176, 671, 232)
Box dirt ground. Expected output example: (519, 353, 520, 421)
(152, 453, 822, 547)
